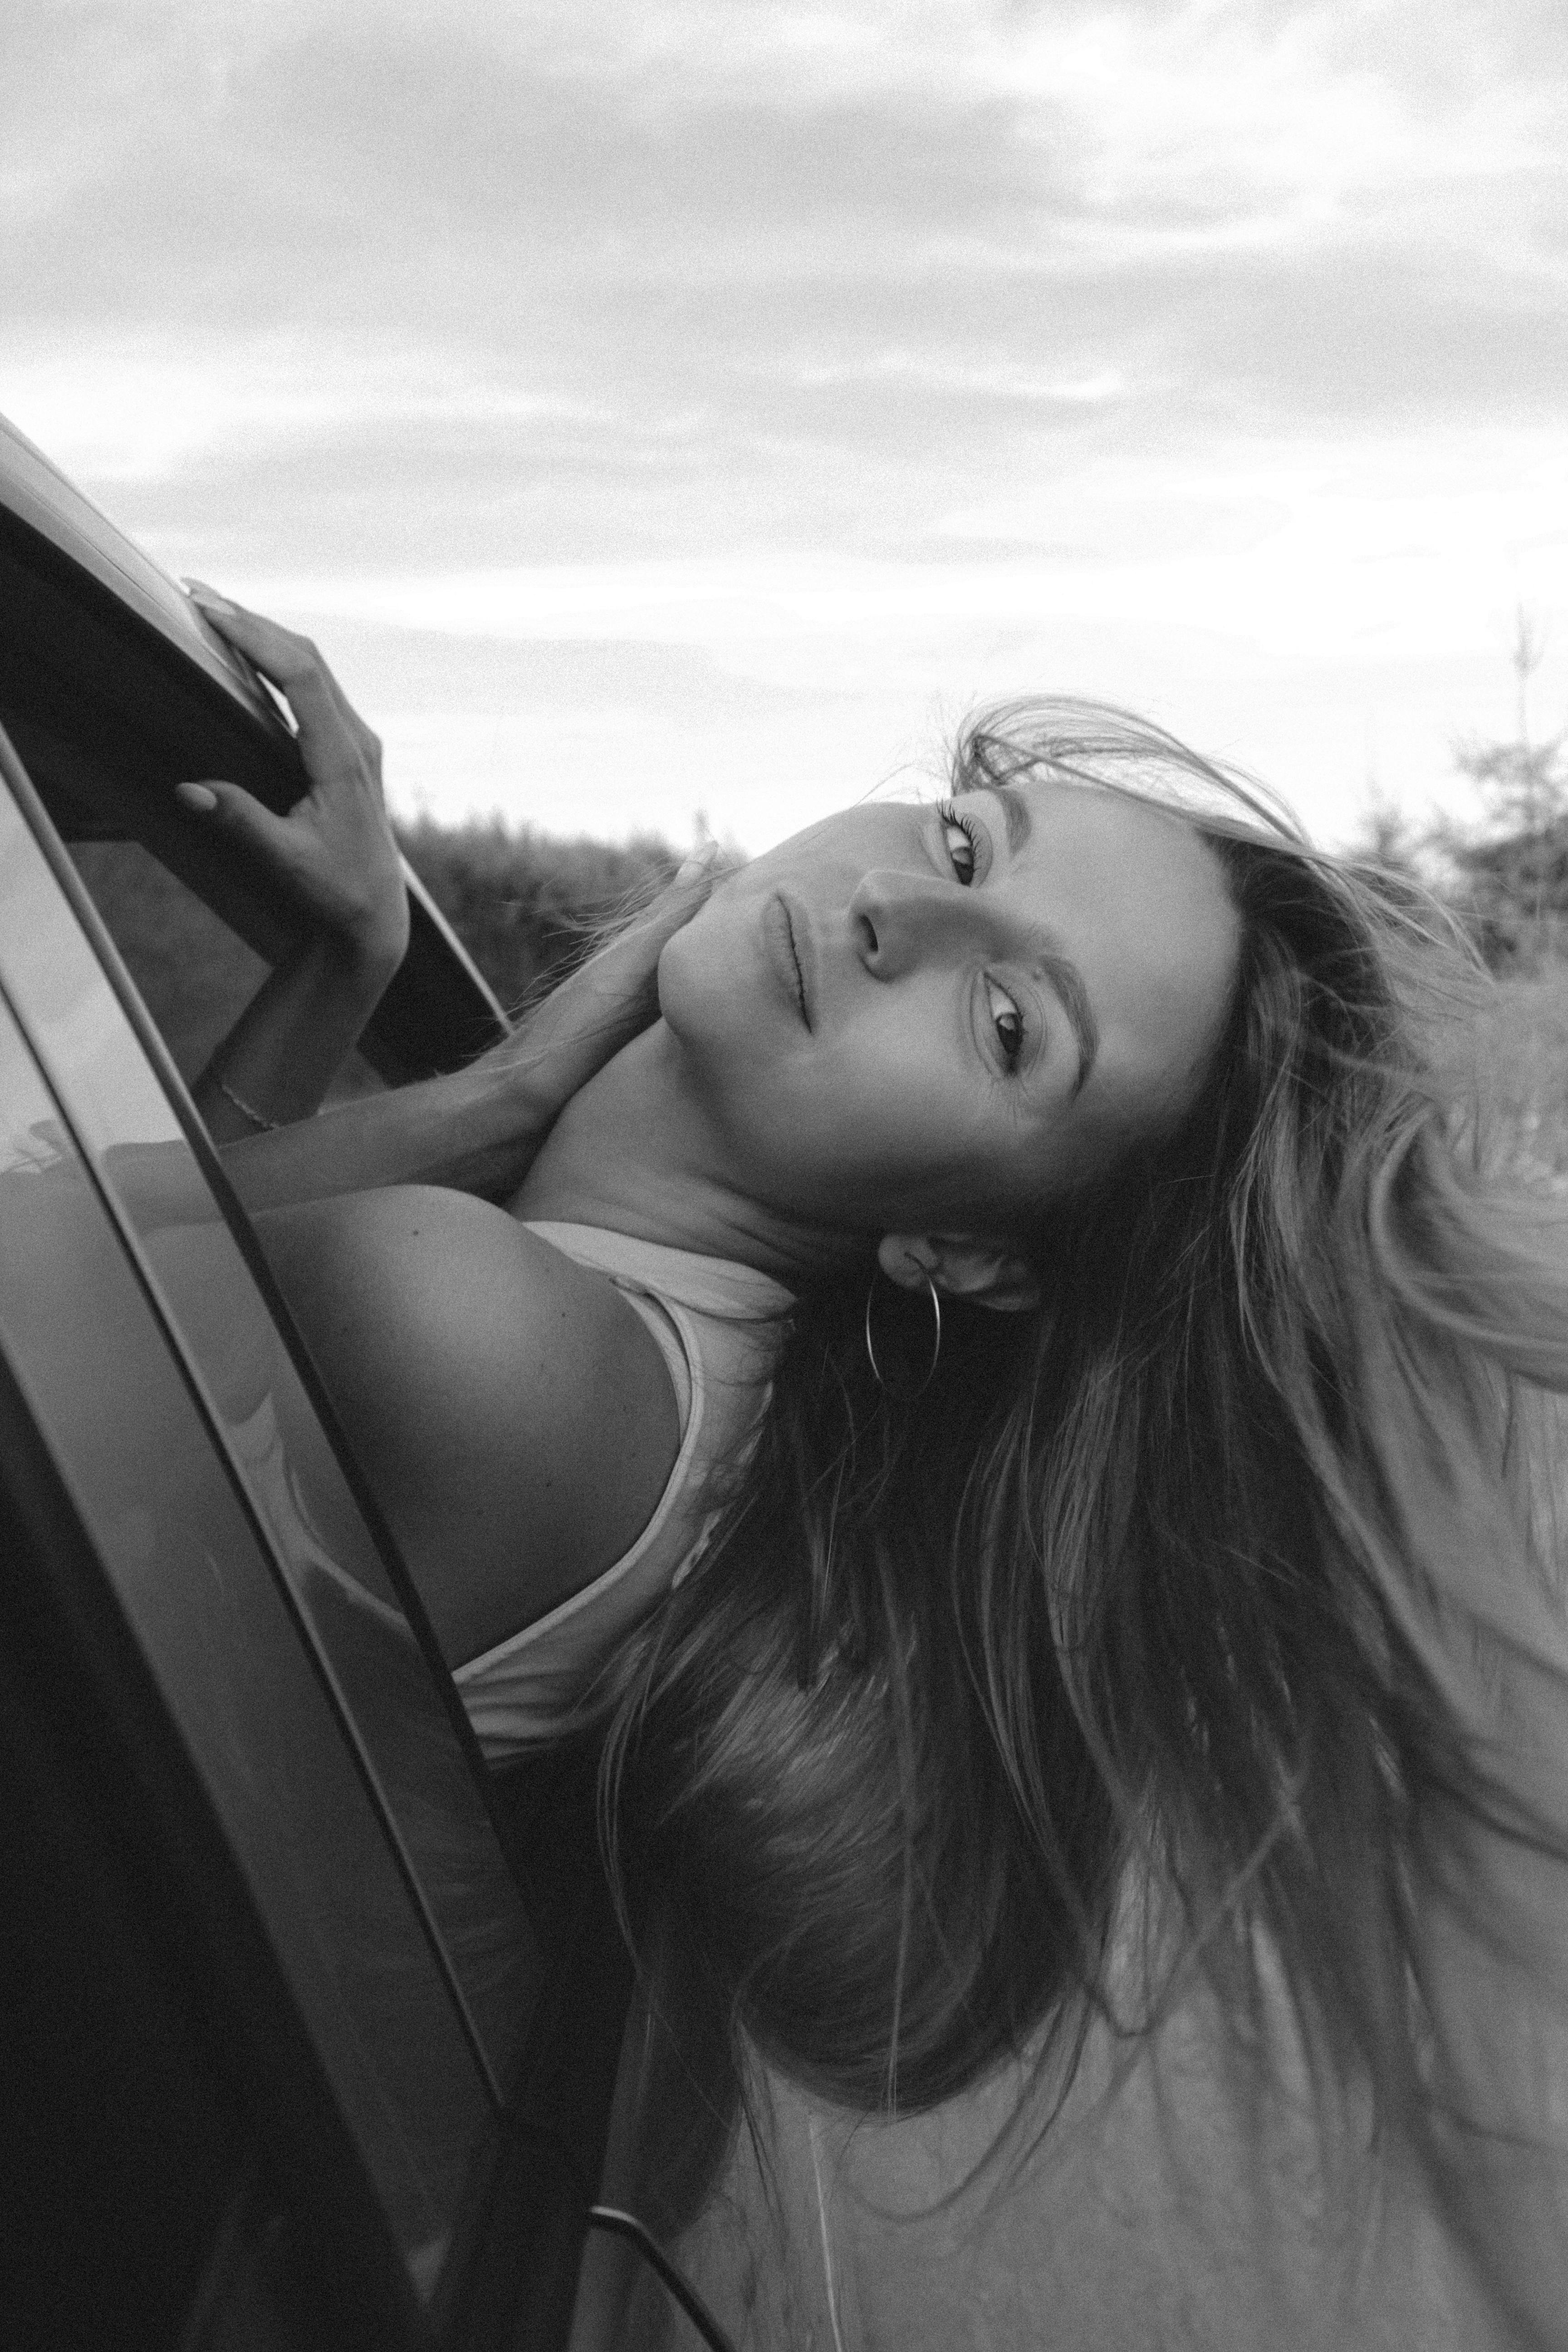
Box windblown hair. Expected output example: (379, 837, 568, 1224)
(598, 702, 1568, 2289)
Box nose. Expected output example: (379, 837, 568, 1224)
(849, 867, 987, 978)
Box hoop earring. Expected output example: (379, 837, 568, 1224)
(864, 1268, 942, 1401)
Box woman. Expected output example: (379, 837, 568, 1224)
(183, 588, 1568, 2347)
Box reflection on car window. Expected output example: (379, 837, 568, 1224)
(67, 839, 382, 1105)
(4, 785, 539, 2126)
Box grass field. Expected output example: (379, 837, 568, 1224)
(1461, 965, 1568, 1197)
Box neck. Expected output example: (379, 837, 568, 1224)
(509, 1020, 853, 1284)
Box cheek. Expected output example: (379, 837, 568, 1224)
(656, 909, 823, 1149)
(656, 898, 760, 1043)
(657, 940, 1020, 1225)
(727, 1034, 987, 1225)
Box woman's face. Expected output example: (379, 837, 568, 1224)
(657, 776, 1241, 1239)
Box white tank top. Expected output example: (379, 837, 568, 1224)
(452, 1220, 793, 1762)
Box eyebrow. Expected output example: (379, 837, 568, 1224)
(990, 779, 1033, 856)
(1041, 952, 1098, 1099)
(973, 783, 1098, 1095)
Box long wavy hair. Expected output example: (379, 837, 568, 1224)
(597, 701, 1568, 2302)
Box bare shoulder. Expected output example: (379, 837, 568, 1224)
(254, 1186, 682, 1663)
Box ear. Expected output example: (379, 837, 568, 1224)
(877, 1232, 1041, 1314)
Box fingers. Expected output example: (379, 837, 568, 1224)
(183, 582, 377, 765)
(671, 840, 742, 900)
(184, 581, 320, 691)
(173, 771, 408, 959)
(547, 858, 723, 1025)
(484, 847, 742, 1104)
(173, 775, 301, 869)
(674, 841, 725, 890)
(553, 848, 733, 1016)
(624, 842, 735, 942)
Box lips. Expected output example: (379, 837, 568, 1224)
(764, 892, 811, 1028)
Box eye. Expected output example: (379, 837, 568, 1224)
(936, 799, 978, 886)
(985, 976, 1024, 1069)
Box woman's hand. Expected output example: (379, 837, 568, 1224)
(177, 587, 412, 1139)
(492, 842, 730, 1122)
(177, 584, 410, 973)
(214, 846, 732, 1212)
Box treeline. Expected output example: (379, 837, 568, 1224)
(1362, 800, 1568, 975)
(396, 817, 681, 1009)
(1366, 610, 1568, 975)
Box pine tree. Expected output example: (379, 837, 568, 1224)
(1445, 608, 1568, 970)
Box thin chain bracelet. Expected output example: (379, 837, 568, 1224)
(215, 1076, 281, 1134)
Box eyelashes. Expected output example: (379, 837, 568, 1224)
(934, 801, 1026, 1071)
(935, 799, 978, 885)
(985, 975, 1024, 1068)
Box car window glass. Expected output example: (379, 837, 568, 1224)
(0, 1007, 495, 2301)
(1, 780, 540, 2084)
(67, 838, 383, 1107)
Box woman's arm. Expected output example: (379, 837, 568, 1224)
(158, 588, 722, 1209)
(193, 928, 407, 1141)
(178, 587, 413, 1142)
(215, 858, 716, 1215)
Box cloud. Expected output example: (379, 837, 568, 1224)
(10, 2, 1561, 336)
(2, 0, 1565, 856)
(223, 419, 1567, 671)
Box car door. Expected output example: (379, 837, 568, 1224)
(0, 419, 640, 2351)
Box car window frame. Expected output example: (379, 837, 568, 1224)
(0, 489, 636, 2347)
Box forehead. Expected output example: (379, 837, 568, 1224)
(995, 772, 1223, 911)
(997, 778, 1240, 1126)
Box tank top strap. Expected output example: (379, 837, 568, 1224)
(453, 1220, 793, 1759)
(520, 1220, 795, 1327)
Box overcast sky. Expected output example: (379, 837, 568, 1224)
(4, 0, 1565, 852)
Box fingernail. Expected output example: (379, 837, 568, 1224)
(175, 782, 219, 813)
(183, 580, 235, 613)
(676, 842, 722, 885)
